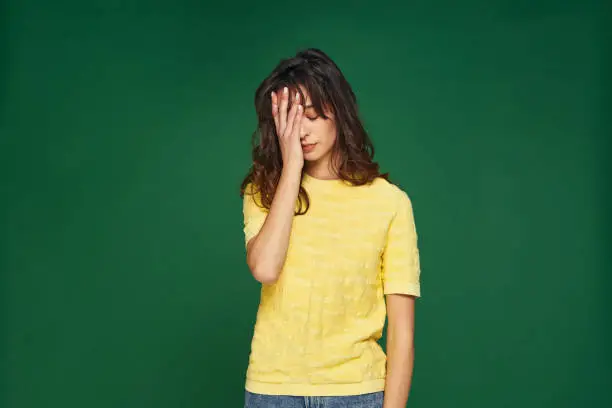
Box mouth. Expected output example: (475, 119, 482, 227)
(301, 143, 317, 152)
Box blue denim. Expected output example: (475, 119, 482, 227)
(244, 390, 384, 408)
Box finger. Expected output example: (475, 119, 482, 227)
(293, 103, 303, 139)
(271, 92, 280, 133)
(284, 93, 300, 137)
(278, 87, 289, 135)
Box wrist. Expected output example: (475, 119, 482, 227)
(281, 163, 303, 179)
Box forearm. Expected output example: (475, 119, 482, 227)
(246, 166, 301, 283)
(383, 329, 414, 408)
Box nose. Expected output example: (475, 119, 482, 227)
(299, 120, 307, 139)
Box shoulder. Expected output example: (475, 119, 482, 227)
(242, 182, 266, 210)
(368, 177, 411, 202)
(366, 178, 415, 220)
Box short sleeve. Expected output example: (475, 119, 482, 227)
(242, 184, 268, 248)
(381, 188, 421, 297)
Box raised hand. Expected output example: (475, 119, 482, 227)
(272, 87, 304, 172)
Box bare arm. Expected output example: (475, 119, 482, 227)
(246, 87, 304, 284)
(383, 293, 416, 408)
(246, 167, 301, 283)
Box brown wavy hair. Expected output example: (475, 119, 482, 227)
(240, 48, 389, 215)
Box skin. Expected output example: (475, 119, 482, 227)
(384, 294, 416, 408)
(292, 86, 339, 180)
(245, 86, 303, 284)
(246, 86, 415, 408)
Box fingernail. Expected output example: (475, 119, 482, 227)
(283, 87, 288, 94)
(296, 93, 300, 101)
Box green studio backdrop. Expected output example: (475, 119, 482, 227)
(1, 1, 610, 407)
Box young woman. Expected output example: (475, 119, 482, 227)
(240, 48, 421, 408)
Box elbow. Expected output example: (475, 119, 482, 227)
(251, 265, 280, 284)
(255, 270, 280, 284)
(246, 239, 281, 284)
(247, 254, 280, 284)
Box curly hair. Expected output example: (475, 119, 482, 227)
(240, 48, 389, 215)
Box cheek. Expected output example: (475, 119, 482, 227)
(319, 122, 337, 146)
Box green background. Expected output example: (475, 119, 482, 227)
(2, 1, 610, 407)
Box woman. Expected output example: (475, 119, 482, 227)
(240, 48, 421, 408)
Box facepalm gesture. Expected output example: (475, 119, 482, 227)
(272, 87, 304, 171)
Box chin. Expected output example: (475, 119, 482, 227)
(303, 152, 320, 161)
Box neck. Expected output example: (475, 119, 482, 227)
(304, 161, 339, 180)
(304, 150, 341, 180)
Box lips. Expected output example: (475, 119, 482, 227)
(301, 143, 317, 152)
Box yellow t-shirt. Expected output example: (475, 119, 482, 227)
(241, 173, 421, 396)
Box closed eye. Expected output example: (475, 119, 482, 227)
(304, 106, 318, 121)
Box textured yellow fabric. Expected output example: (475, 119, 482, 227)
(242, 173, 421, 396)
